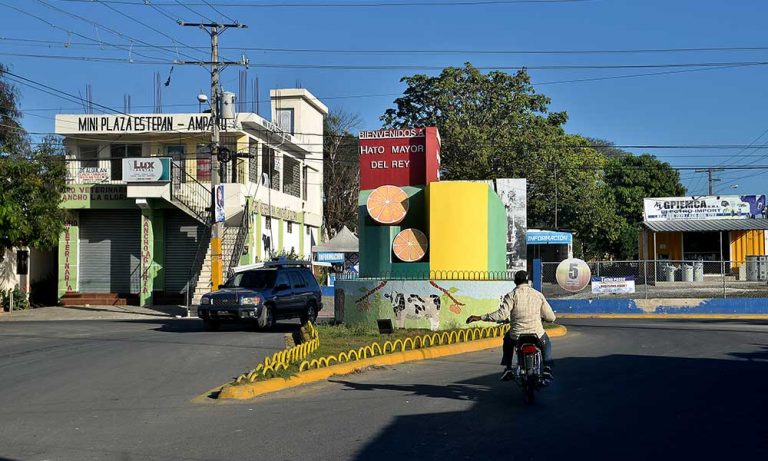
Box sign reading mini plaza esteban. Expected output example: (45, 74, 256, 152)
(55, 114, 236, 134)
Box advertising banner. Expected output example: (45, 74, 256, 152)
(121, 157, 171, 182)
(76, 167, 109, 183)
(495, 179, 527, 272)
(644, 195, 767, 221)
(214, 184, 225, 223)
(591, 276, 636, 294)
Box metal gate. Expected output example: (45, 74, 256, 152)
(164, 211, 205, 294)
(79, 210, 141, 293)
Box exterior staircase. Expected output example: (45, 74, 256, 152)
(167, 163, 252, 306)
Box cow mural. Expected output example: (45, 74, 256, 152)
(383, 291, 441, 330)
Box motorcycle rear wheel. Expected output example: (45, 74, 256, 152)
(524, 380, 536, 404)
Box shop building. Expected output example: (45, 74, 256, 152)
(639, 195, 768, 273)
(54, 89, 327, 306)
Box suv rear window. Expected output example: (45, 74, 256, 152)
(289, 271, 306, 289)
(223, 270, 276, 289)
(300, 269, 319, 288)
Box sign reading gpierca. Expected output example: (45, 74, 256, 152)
(555, 258, 591, 292)
(122, 157, 171, 182)
(644, 195, 767, 221)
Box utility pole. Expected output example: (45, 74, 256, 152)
(179, 20, 248, 291)
(695, 168, 724, 195)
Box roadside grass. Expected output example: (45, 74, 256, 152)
(251, 322, 559, 382)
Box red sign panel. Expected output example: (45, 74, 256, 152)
(359, 127, 440, 190)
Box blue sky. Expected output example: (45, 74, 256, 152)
(3, 0, 768, 195)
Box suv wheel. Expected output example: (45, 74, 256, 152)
(300, 302, 318, 324)
(258, 304, 275, 330)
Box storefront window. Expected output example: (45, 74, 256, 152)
(110, 144, 141, 181)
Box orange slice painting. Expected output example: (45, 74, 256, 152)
(366, 185, 409, 225)
(393, 228, 428, 262)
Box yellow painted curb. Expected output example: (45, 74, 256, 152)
(557, 313, 768, 319)
(217, 325, 567, 400)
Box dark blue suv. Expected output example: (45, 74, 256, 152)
(197, 261, 322, 331)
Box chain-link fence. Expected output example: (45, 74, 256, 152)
(542, 260, 768, 299)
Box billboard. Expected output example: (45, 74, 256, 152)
(644, 195, 767, 221)
(122, 157, 171, 182)
(495, 179, 527, 271)
(358, 128, 441, 190)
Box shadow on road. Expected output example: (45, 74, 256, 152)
(347, 351, 768, 460)
(140, 319, 301, 335)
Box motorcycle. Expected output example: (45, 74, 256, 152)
(512, 334, 547, 405)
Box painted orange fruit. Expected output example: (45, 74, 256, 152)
(366, 185, 409, 225)
(393, 228, 428, 262)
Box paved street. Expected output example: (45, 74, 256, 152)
(1, 318, 767, 460)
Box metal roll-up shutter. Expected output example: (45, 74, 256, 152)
(164, 211, 205, 293)
(79, 210, 141, 294)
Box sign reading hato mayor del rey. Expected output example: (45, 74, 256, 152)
(358, 128, 441, 190)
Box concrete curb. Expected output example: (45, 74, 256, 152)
(556, 313, 768, 319)
(216, 325, 567, 400)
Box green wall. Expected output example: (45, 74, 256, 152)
(487, 187, 508, 272)
(57, 213, 79, 299)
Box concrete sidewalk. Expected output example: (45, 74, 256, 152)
(0, 304, 188, 321)
(2, 300, 334, 322)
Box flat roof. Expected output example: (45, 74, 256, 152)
(643, 219, 768, 232)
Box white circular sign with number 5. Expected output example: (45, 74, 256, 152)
(555, 258, 591, 292)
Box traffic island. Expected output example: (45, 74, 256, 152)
(214, 323, 567, 401)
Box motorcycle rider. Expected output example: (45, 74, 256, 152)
(466, 270, 556, 382)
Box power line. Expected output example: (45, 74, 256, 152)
(201, 0, 238, 23)
(93, 0, 207, 60)
(54, 0, 596, 8)
(10, 36, 768, 56)
(0, 0, 172, 62)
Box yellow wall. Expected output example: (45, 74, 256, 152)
(428, 182, 489, 273)
(653, 232, 683, 260)
(730, 230, 766, 263)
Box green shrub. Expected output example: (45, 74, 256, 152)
(1, 285, 30, 311)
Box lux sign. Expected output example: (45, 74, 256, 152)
(122, 157, 171, 182)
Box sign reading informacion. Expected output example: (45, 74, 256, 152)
(591, 276, 635, 294)
(122, 157, 171, 182)
(527, 231, 572, 245)
(358, 127, 441, 190)
(316, 252, 345, 263)
(644, 195, 767, 222)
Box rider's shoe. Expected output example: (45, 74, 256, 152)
(500, 368, 515, 381)
(542, 366, 554, 381)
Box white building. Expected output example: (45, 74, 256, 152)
(54, 88, 327, 306)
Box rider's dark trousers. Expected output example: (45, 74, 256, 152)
(501, 332, 553, 368)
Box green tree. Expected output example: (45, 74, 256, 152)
(381, 63, 620, 258)
(323, 109, 361, 237)
(604, 149, 686, 258)
(0, 65, 66, 250)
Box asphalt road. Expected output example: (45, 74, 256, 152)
(1, 318, 767, 460)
